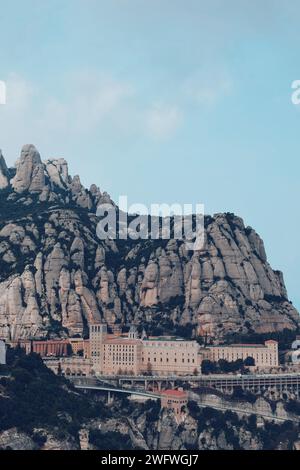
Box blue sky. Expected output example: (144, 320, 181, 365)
(0, 0, 300, 309)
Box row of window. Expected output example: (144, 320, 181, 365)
(104, 355, 135, 361)
(103, 361, 134, 365)
(165, 399, 187, 404)
(144, 350, 195, 355)
(143, 357, 195, 363)
(144, 342, 196, 349)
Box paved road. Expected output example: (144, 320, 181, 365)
(74, 383, 161, 400)
(71, 377, 299, 423)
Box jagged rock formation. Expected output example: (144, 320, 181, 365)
(0, 144, 299, 341)
(0, 150, 9, 190)
(11, 144, 45, 193)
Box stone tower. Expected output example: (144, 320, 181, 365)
(128, 324, 138, 340)
(89, 323, 107, 372)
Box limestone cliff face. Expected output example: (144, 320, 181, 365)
(98, 403, 299, 450)
(11, 144, 45, 194)
(0, 144, 298, 341)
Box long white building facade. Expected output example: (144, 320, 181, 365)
(90, 323, 202, 376)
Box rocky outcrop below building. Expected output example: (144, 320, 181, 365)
(0, 144, 299, 341)
(73, 396, 300, 451)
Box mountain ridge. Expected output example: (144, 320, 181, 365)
(0, 144, 299, 342)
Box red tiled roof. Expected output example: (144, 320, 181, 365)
(32, 340, 69, 345)
(104, 338, 141, 345)
(161, 389, 187, 398)
(209, 344, 264, 348)
(210, 340, 278, 348)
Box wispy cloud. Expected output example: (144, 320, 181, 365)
(183, 66, 233, 107)
(39, 73, 135, 133)
(0, 71, 184, 162)
(5, 74, 34, 111)
(145, 103, 183, 140)
(0, 65, 234, 164)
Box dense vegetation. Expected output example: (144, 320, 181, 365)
(285, 399, 300, 416)
(224, 328, 299, 351)
(0, 348, 110, 440)
(89, 430, 134, 450)
(201, 357, 254, 375)
(0, 348, 163, 450)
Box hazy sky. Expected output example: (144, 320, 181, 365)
(0, 0, 300, 309)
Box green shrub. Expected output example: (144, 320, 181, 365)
(89, 430, 134, 450)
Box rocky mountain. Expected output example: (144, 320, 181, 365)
(0, 144, 299, 342)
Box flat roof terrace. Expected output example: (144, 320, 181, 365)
(209, 343, 273, 349)
(146, 336, 190, 342)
